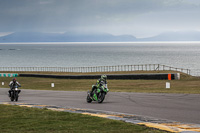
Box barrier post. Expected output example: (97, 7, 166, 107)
(168, 74, 171, 80)
(51, 83, 55, 87)
(166, 82, 170, 89)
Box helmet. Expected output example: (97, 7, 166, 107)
(13, 78, 16, 83)
(101, 75, 107, 81)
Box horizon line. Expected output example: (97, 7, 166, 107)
(1, 41, 200, 45)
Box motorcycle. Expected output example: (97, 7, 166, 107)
(87, 83, 109, 103)
(9, 85, 21, 102)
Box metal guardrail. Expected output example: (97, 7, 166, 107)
(0, 64, 191, 75)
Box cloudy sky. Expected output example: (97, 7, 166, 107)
(0, 0, 200, 38)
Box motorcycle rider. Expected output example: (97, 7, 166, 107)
(8, 78, 21, 97)
(90, 75, 107, 97)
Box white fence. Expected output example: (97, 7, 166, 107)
(0, 64, 191, 75)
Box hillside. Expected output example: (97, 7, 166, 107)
(0, 32, 137, 42)
(0, 31, 200, 42)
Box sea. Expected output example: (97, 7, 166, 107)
(0, 42, 200, 76)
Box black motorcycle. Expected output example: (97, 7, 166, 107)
(9, 85, 21, 102)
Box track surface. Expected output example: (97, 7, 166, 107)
(1, 88, 200, 124)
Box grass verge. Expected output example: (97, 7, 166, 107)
(0, 71, 200, 94)
(0, 104, 167, 133)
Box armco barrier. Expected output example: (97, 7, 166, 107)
(0, 73, 18, 77)
(19, 73, 180, 80)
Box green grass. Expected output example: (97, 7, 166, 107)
(0, 104, 167, 133)
(0, 71, 200, 94)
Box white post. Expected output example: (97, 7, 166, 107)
(177, 73, 180, 80)
(2, 82, 4, 86)
(51, 83, 55, 87)
(166, 82, 170, 89)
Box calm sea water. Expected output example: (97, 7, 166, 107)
(0, 42, 200, 76)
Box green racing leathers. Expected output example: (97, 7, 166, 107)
(90, 78, 107, 97)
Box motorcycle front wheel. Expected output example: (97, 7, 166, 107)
(87, 95, 92, 103)
(86, 91, 92, 103)
(15, 92, 18, 101)
(98, 92, 105, 103)
(10, 92, 14, 101)
(10, 97, 14, 101)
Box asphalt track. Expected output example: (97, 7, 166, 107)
(0, 88, 200, 125)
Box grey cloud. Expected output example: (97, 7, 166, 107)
(0, 0, 200, 37)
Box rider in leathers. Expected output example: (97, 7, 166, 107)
(90, 75, 107, 97)
(8, 78, 21, 97)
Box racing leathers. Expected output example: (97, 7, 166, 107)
(90, 78, 107, 97)
(8, 80, 21, 97)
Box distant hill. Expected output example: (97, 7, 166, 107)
(139, 31, 200, 41)
(0, 31, 200, 42)
(0, 32, 137, 42)
(0, 32, 62, 42)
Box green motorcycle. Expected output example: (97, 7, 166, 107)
(87, 83, 109, 103)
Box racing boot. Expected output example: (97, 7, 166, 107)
(8, 90, 11, 97)
(90, 91, 94, 97)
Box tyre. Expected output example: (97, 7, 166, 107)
(11, 97, 14, 101)
(98, 92, 105, 103)
(15, 92, 18, 101)
(10, 92, 14, 101)
(87, 95, 92, 103)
